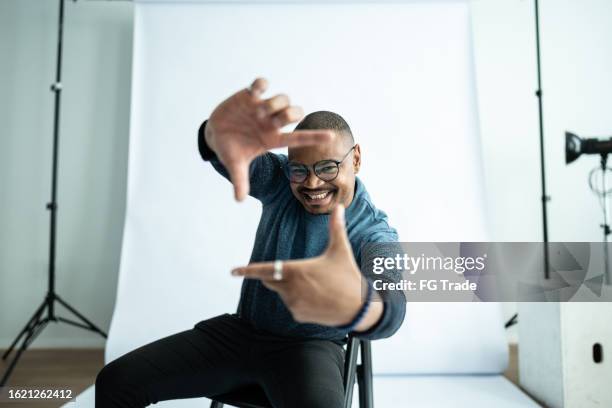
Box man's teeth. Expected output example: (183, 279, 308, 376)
(305, 191, 331, 200)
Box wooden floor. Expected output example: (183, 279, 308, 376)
(0, 344, 524, 408)
(0, 348, 104, 408)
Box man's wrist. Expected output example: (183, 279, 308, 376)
(353, 300, 383, 332)
(335, 280, 375, 332)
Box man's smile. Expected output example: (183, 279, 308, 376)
(300, 188, 336, 205)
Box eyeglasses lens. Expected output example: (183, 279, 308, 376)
(314, 161, 339, 181)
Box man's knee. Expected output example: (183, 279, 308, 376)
(95, 356, 148, 407)
(291, 388, 344, 408)
(96, 359, 128, 391)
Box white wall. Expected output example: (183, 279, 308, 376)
(1, 0, 611, 348)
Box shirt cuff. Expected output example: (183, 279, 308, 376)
(351, 289, 405, 340)
(198, 119, 217, 161)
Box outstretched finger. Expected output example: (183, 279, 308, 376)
(274, 130, 335, 148)
(259, 94, 290, 117)
(248, 77, 268, 98)
(226, 159, 250, 202)
(231, 260, 296, 282)
(270, 106, 304, 129)
(327, 204, 351, 253)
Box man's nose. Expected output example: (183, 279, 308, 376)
(303, 170, 324, 189)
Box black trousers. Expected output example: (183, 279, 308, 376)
(95, 313, 346, 408)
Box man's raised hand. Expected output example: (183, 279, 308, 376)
(204, 78, 334, 201)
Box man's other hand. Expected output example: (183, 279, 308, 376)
(204, 77, 334, 201)
(230, 205, 384, 331)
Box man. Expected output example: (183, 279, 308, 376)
(95, 78, 405, 408)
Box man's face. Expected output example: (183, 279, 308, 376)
(288, 135, 361, 215)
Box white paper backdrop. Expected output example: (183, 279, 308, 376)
(107, 0, 507, 384)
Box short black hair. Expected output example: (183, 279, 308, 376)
(294, 110, 354, 146)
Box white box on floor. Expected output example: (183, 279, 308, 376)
(518, 301, 612, 408)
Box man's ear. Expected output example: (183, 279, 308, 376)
(352, 143, 361, 174)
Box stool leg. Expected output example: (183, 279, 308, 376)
(358, 340, 374, 408)
(343, 337, 360, 408)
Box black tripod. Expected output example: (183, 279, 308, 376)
(1, 0, 107, 386)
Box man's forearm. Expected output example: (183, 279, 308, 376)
(198, 119, 286, 203)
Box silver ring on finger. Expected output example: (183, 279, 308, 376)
(273, 260, 283, 281)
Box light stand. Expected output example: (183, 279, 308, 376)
(589, 154, 612, 285)
(1, 0, 107, 386)
(504, 0, 552, 331)
(566, 131, 612, 285)
(534, 0, 552, 280)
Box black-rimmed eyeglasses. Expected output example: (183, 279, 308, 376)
(284, 145, 356, 183)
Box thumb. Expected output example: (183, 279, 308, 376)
(327, 205, 352, 255)
(227, 159, 250, 202)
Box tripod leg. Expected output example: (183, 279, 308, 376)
(24, 318, 49, 350)
(54, 294, 107, 338)
(57, 316, 96, 331)
(2, 299, 47, 361)
(0, 318, 49, 386)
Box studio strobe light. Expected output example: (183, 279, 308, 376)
(565, 132, 612, 164)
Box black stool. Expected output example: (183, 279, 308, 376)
(210, 336, 373, 408)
